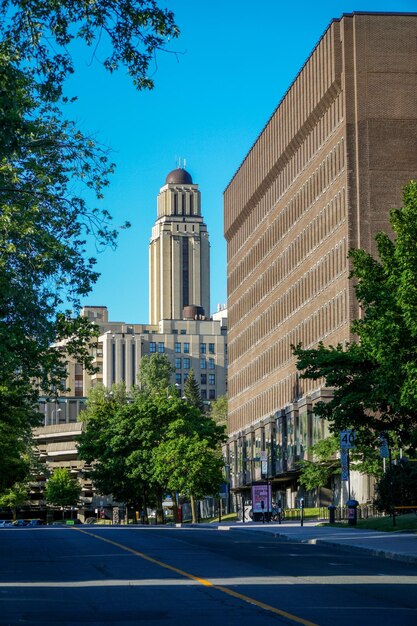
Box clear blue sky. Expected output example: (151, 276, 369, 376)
(68, 0, 416, 323)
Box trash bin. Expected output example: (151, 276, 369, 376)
(346, 499, 359, 526)
(328, 505, 336, 524)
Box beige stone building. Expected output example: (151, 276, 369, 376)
(149, 168, 210, 324)
(223, 12, 417, 507)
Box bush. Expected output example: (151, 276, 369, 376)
(375, 459, 417, 513)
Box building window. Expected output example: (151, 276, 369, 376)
(209, 373, 215, 385)
(183, 342, 190, 354)
(200, 358, 206, 370)
(149, 342, 156, 353)
(200, 343, 206, 354)
(175, 342, 181, 353)
(183, 372, 188, 382)
(209, 389, 216, 400)
(175, 373, 181, 385)
(209, 343, 215, 354)
(201, 389, 207, 400)
(184, 358, 190, 369)
(158, 342, 165, 353)
(180, 329, 186, 335)
(201, 373, 207, 385)
(208, 358, 215, 370)
(74, 380, 83, 397)
(175, 358, 182, 369)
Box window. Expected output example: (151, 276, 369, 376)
(201, 389, 207, 400)
(209, 389, 216, 400)
(209, 374, 215, 385)
(175, 373, 182, 385)
(149, 342, 156, 353)
(209, 343, 215, 354)
(200, 343, 206, 354)
(201, 373, 207, 385)
(158, 342, 165, 353)
(180, 329, 186, 335)
(200, 358, 206, 370)
(183, 372, 188, 382)
(175, 342, 181, 353)
(183, 342, 190, 354)
(184, 358, 190, 369)
(208, 358, 215, 370)
(175, 358, 181, 369)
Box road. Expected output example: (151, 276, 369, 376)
(0, 525, 416, 625)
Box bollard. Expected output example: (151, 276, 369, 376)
(328, 505, 336, 524)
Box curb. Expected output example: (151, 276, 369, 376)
(220, 525, 417, 566)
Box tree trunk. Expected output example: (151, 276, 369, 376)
(156, 491, 164, 524)
(190, 495, 197, 523)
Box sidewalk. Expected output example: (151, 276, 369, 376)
(203, 520, 417, 565)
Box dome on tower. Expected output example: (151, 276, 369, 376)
(165, 167, 193, 185)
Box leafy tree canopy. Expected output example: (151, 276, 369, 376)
(209, 394, 228, 426)
(0, 1, 178, 491)
(138, 354, 174, 394)
(0, 0, 179, 100)
(45, 467, 81, 508)
(78, 383, 226, 514)
(294, 182, 417, 452)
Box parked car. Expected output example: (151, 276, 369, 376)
(0, 520, 13, 527)
(26, 519, 46, 526)
(13, 519, 29, 527)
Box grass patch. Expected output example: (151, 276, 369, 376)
(206, 512, 239, 523)
(323, 513, 417, 532)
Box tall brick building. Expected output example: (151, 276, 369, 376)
(224, 13, 417, 507)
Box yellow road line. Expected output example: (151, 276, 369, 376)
(76, 528, 319, 626)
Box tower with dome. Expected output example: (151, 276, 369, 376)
(149, 167, 210, 324)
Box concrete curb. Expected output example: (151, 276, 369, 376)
(222, 525, 417, 565)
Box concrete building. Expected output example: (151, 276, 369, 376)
(223, 12, 417, 507)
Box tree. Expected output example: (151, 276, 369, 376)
(0, 483, 30, 520)
(78, 381, 226, 523)
(374, 459, 417, 514)
(0, 1, 179, 491)
(0, 1, 179, 100)
(209, 395, 228, 426)
(294, 182, 417, 452)
(138, 354, 174, 394)
(183, 369, 204, 411)
(45, 468, 81, 516)
(298, 436, 340, 492)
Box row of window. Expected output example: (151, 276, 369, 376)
(150, 342, 216, 354)
(175, 373, 216, 387)
(228, 90, 344, 258)
(175, 357, 215, 370)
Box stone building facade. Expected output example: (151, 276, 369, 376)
(223, 12, 417, 507)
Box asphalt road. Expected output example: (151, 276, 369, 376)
(0, 525, 416, 626)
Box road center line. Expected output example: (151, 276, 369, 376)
(75, 528, 319, 626)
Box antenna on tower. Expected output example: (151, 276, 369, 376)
(184, 158, 187, 169)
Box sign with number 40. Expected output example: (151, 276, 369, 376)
(340, 430, 356, 449)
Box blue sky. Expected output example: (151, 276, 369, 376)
(68, 0, 416, 323)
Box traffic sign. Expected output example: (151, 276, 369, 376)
(340, 430, 356, 449)
(340, 448, 349, 481)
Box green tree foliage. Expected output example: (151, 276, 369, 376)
(0, 483, 29, 519)
(138, 354, 174, 394)
(183, 369, 203, 411)
(0, 0, 179, 100)
(78, 383, 226, 521)
(0, 2, 178, 491)
(298, 436, 340, 491)
(374, 460, 417, 513)
(209, 394, 228, 426)
(45, 468, 81, 509)
(294, 182, 417, 452)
